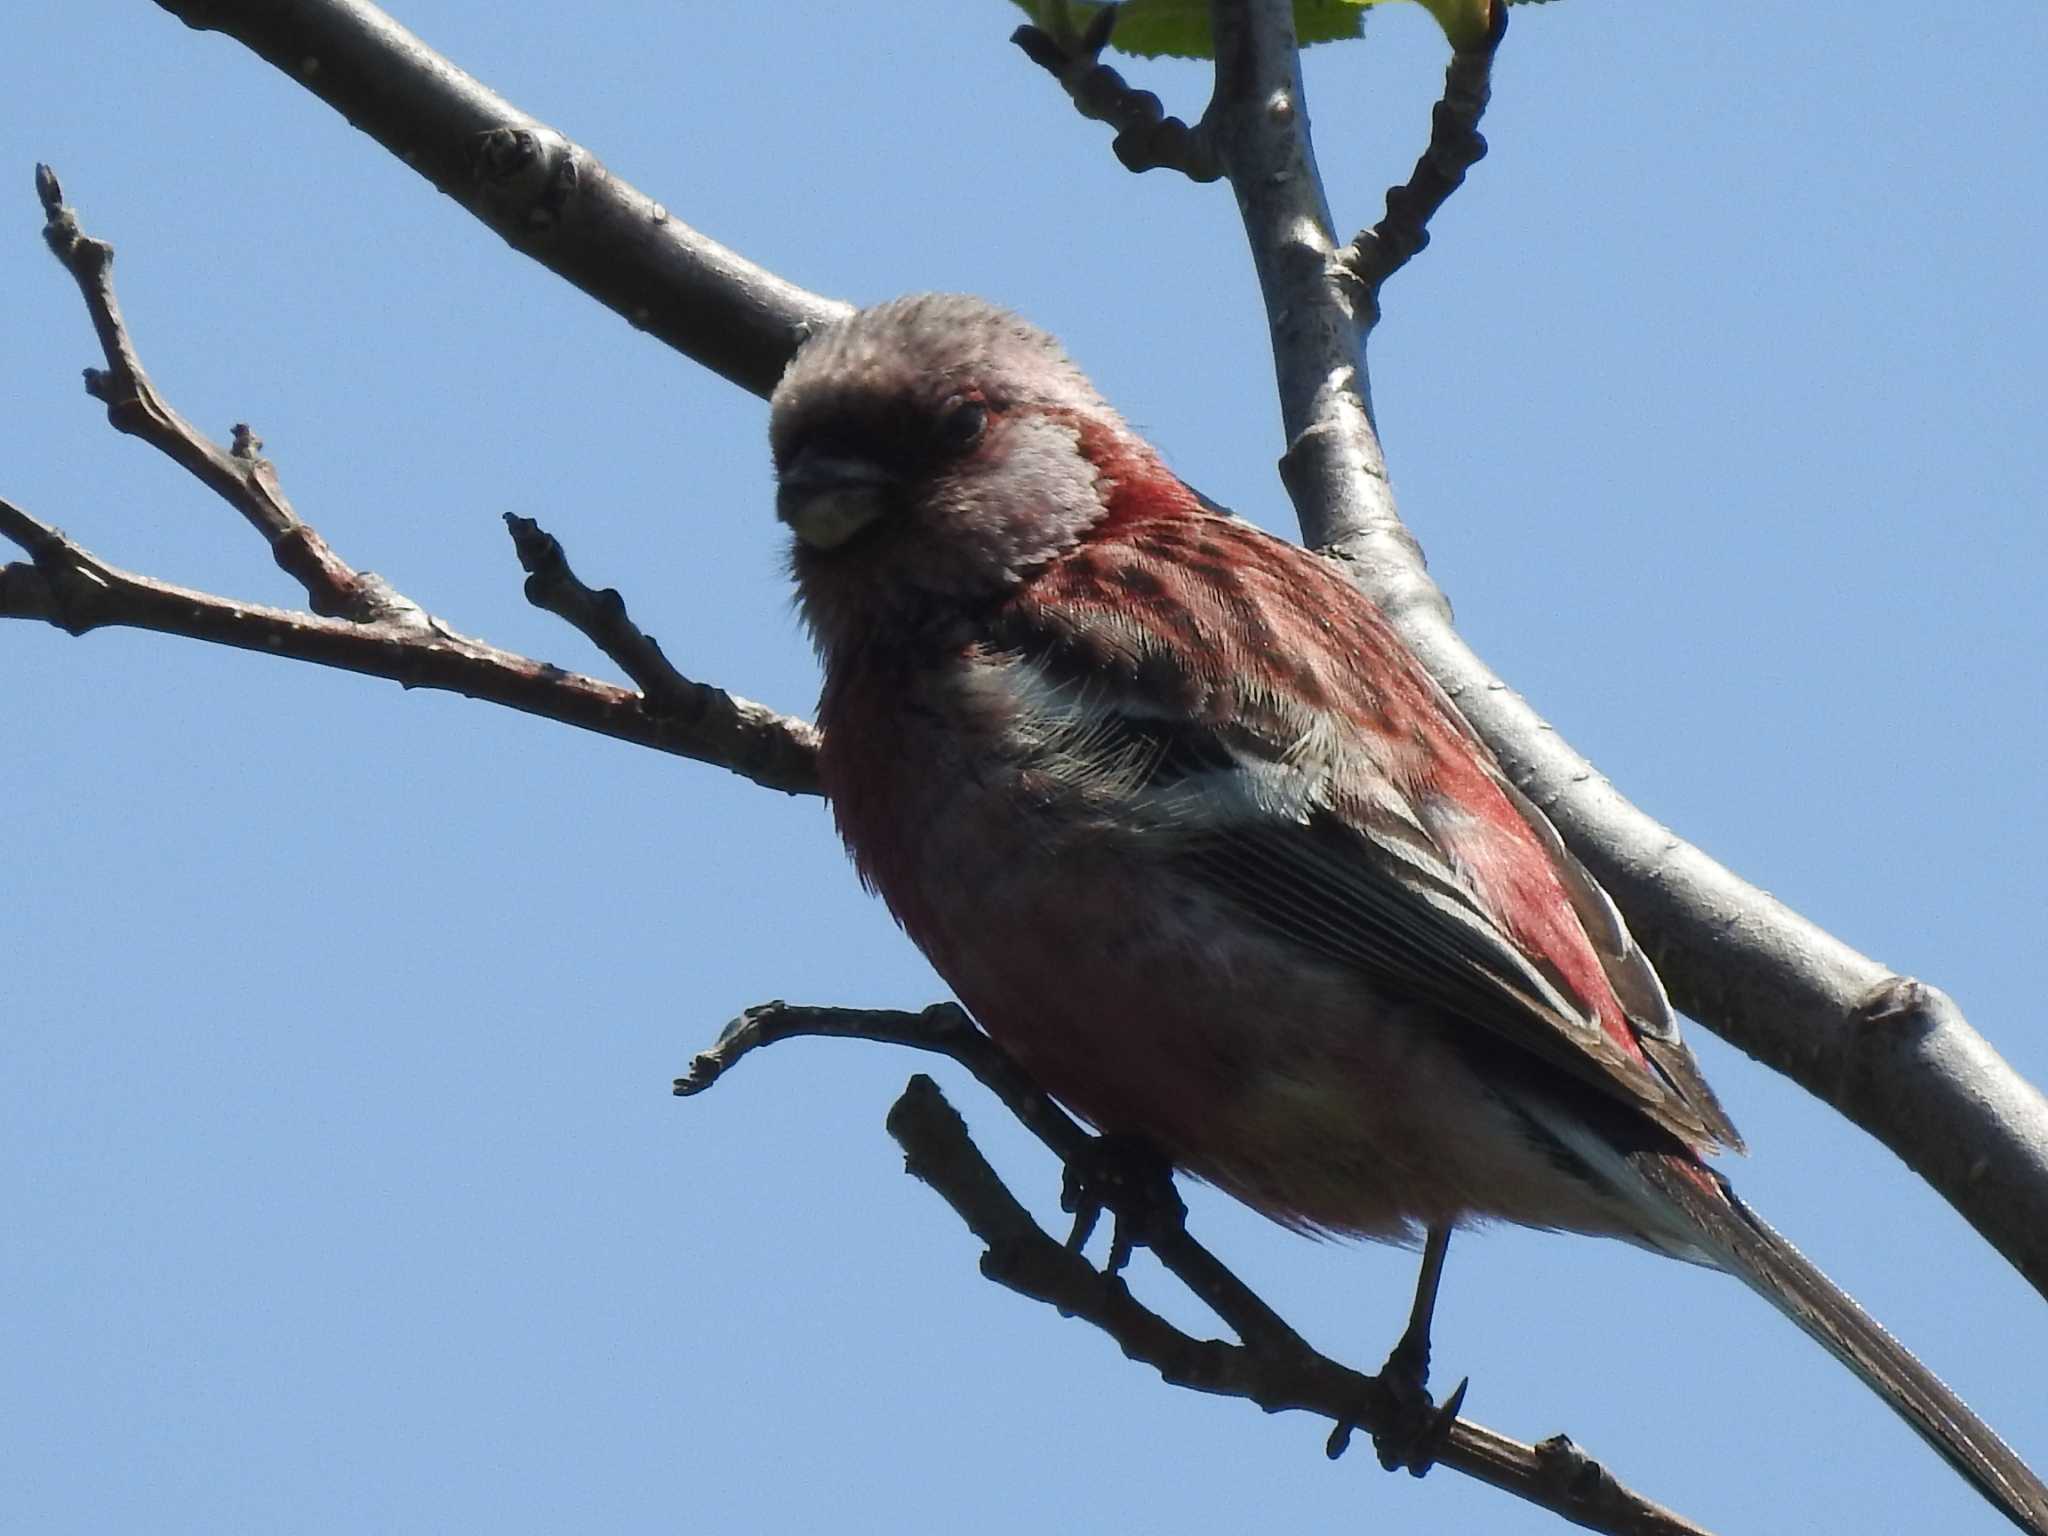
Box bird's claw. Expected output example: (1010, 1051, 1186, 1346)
(1060, 1133, 1184, 1274)
(1333, 1314, 1467, 1476)
(1370, 1373, 1468, 1476)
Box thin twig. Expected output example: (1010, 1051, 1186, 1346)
(503, 513, 737, 725)
(680, 1002, 1714, 1536)
(0, 499, 821, 794)
(35, 165, 378, 621)
(16, 166, 822, 795)
(1012, 8, 1222, 180)
(1338, 25, 1501, 328)
(682, 999, 1298, 1349)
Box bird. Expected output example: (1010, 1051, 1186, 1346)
(768, 291, 2048, 1532)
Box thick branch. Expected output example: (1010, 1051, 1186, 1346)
(683, 1005, 1713, 1536)
(0, 500, 820, 795)
(1202, 0, 2048, 1297)
(1204, 0, 1409, 578)
(152, 0, 846, 399)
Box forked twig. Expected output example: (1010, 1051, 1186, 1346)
(680, 1001, 1713, 1536)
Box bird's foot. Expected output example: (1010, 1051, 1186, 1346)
(1366, 1340, 1469, 1476)
(1060, 1133, 1185, 1275)
(1325, 1327, 1469, 1476)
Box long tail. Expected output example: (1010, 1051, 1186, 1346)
(1634, 1153, 2048, 1534)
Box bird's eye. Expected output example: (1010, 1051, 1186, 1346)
(936, 397, 988, 455)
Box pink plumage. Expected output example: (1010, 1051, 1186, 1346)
(770, 293, 2046, 1531)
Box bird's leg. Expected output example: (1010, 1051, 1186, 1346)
(1372, 1223, 1468, 1474)
(1383, 1221, 1452, 1399)
(1060, 1132, 1186, 1276)
(1328, 1223, 1469, 1475)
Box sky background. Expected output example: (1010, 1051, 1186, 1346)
(5, 2, 2045, 1533)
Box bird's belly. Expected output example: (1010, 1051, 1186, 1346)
(898, 804, 1587, 1242)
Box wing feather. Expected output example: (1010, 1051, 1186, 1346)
(980, 518, 1740, 1153)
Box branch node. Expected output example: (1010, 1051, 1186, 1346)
(1851, 975, 1946, 1041)
(467, 125, 581, 229)
(1533, 1433, 1622, 1507)
(0, 501, 114, 635)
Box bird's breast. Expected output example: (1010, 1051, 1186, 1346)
(813, 641, 1621, 1243)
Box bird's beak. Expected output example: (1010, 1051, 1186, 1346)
(777, 449, 896, 551)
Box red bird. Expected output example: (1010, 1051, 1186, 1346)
(770, 293, 2047, 1531)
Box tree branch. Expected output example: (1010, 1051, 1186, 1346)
(1337, 28, 1501, 329)
(36, 163, 381, 621)
(0, 498, 821, 795)
(10, 165, 822, 796)
(503, 512, 739, 727)
(681, 1004, 1714, 1536)
(1197, 0, 2048, 1298)
(151, 0, 847, 399)
(1011, 7, 1223, 180)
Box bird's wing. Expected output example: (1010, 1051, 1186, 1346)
(990, 513, 1739, 1153)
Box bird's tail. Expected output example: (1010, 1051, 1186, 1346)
(1631, 1151, 2048, 1535)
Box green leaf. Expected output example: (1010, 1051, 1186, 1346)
(1009, 0, 1367, 62)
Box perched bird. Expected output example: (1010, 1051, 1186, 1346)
(770, 293, 2047, 1531)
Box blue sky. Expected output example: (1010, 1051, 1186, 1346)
(5, 2, 2045, 1532)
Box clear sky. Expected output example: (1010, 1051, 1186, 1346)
(5, 2, 2045, 1533)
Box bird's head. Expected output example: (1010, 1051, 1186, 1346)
(769, 294, 1154, 651)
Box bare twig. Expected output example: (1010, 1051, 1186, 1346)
(683, 1008, 1713, 1535)
(684, 1002, 1303, 1349)
(36, 164, 379, 620)
(1338, 30, 1501, 328)
(503, 513, 733, 725)
(14, 165, 822, 795)
(1012, 7, 1222, 180)
(0, 499, 821, 794)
